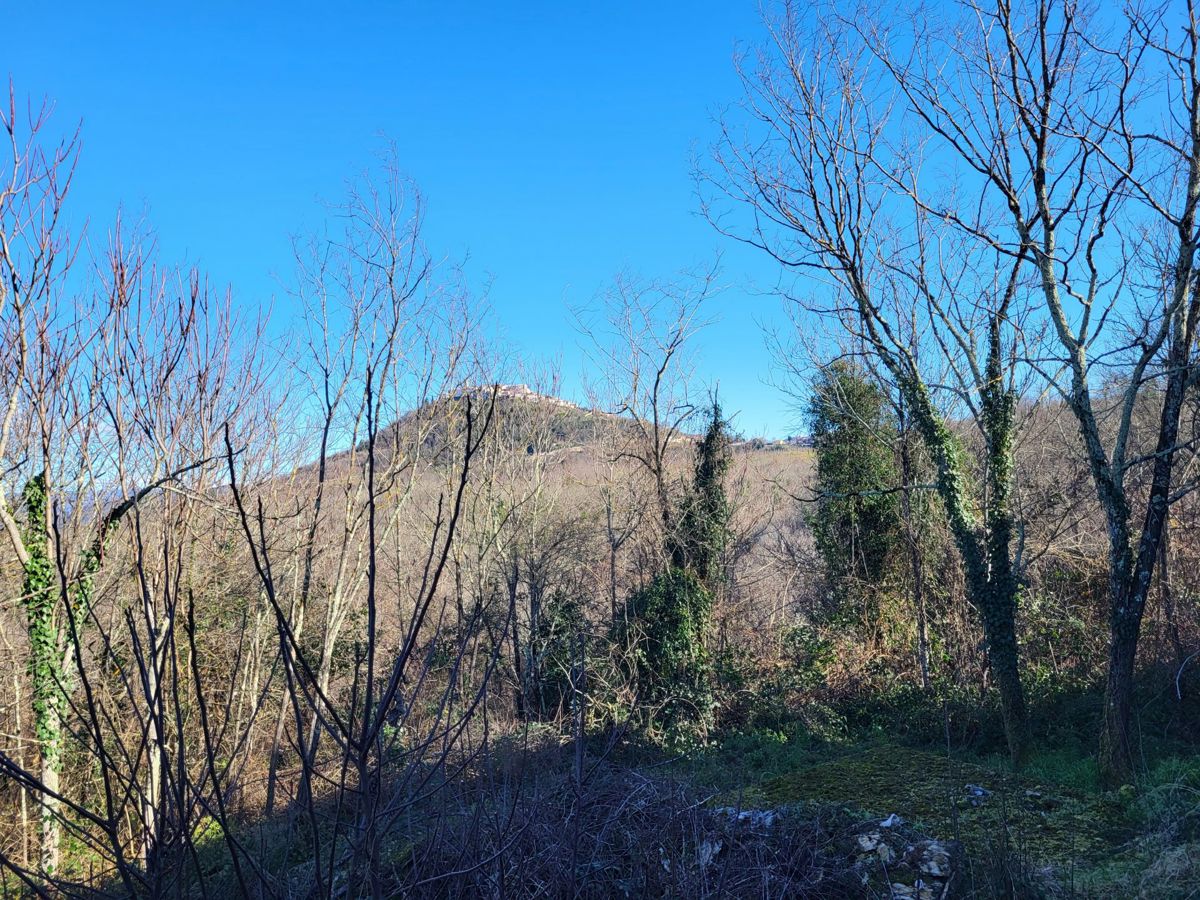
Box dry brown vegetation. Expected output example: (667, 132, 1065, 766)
(3, 2, 1200, 895)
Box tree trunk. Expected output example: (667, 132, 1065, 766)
(980, 321, 1030, 768)
(1099, 307, 1195, 784)
(507, 561, 526, 720)
(610, 538, 619, 626)
(1100, 596, 1141, 785)
(898, 413, 930, 690)
(140, 599, 164, 872)
(1160, 520, 1185, 665)
(898, 369, 1030, 767)
(21, 474, 63, 874)
(265, 597, 306, 815)
(263, 690, 290, 816)
(529, 572, 543, 717)
(979, 587, 1030, 769)
(37, 720, 61, 876)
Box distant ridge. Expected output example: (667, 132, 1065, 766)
(309, 382, 805, 473)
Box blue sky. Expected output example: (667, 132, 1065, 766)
(6, 1, 801, 438)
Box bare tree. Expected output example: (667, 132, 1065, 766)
(709, 0, 1200, 781)
(0, 199, 269, 891)
(0, 89, 82, 874)
(853, 0, 1200, 783)
(259, 159, 473, 816)
(579, 268, 718, 563)
(705, 4, 1038, 764)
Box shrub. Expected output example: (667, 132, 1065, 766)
(806, 362, 901, 594)
(615, 568, 716, 748)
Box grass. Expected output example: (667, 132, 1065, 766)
(667, 672, 1200, 896)
(754, 745, 1134, 863)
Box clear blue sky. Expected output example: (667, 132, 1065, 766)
(6, 1, 801, 438)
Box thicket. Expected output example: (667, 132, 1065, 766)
(609, 400, 731, 748)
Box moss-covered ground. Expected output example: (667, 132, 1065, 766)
(753, 745, 1134, 865)
(672, 677, 1200, 896)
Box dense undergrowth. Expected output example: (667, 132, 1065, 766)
(117, 669, 1199, 898)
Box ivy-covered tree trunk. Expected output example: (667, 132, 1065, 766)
(899, 361, 1030, 768)
(20, 474, 63, 875)
(616, 402, 730, 747)
(896, 402, 931, 690)
(17, 470, 154, 875)
(978, 340, 1030, 769)
(675, 399, 732, 588)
